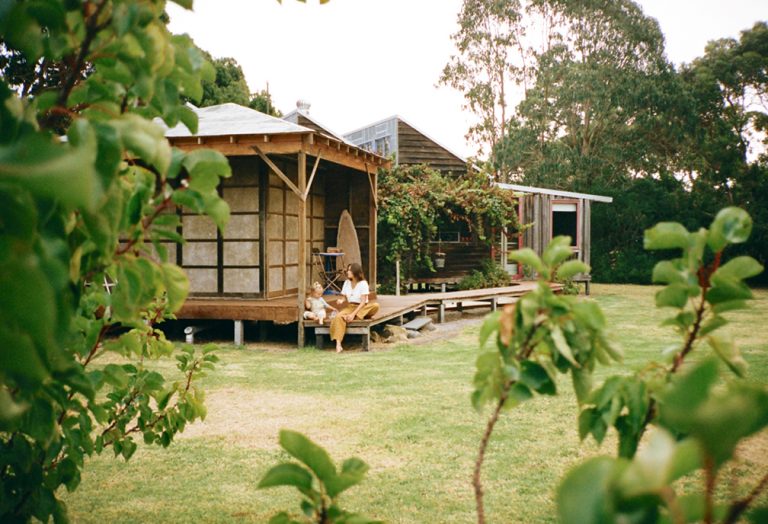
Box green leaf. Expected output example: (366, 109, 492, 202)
(121, 438, 138, 460)
(479, 311, 500, 348)
(551, 325, 579, 368)
(278, 430, 337, 486)
(0, 327, 49, 387)
(557, 457, 620, 524)
(202, 192, 230, 231)
(572, 301, 607, 331)
(0, 125, 99, 210)
(655, 284, 689, 309)
(706, 277, 753, 304)
(114, 115, 171, 174)
(161, 263, 189, 312)
(644, 222, 690, 250)
(258, 463, 314, 491)
(507, 383, 533, 406)
(182, 149, 232, 184)
(618, 429, 701, 497)
(659, 359, 719, 423)
(543, 236, 575, 266)
(571, 367, 593, 404)
(326, 457, 369, 498)
(170, 0, 194, 9)
(712, 300, 748, 314)
(508, 248, 545, 275)
(713, 256, 763, 281)
(103, 364, 130, 388)
(699, 315, 727, 337)
(707, 335, 747, 377)
(643, 222, 690, 250)
(520, 361, 556, 395)
(651, 260, 686, 284)
(268, 511, 299, 524)
(708, 207, 752, 251)
(556, 260, 589, 280)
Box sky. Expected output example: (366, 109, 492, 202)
(167, 0, 768, 159)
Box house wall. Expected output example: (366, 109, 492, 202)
(182, 156, 261, 296)
(179, 155, 374, 299)
(265, 158, 325, 298)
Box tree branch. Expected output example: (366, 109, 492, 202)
(723, 471, 768, 524)
(473, 319, 542, 524)
(55, 0, 110, 108)
(639, 251, 722, 440)
(704, 456, 717, 524)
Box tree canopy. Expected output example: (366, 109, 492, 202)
(199, 52, 282, 116)
(444, 1, 768, 284)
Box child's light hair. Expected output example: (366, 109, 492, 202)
(310, 282, 323, 293)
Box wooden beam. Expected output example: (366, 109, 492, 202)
(369, 168, 378, 288)
(251, 144, 303, 199)
(169, 133, 391, 174)
(297, 147, 308, 348)
(303, 152, 322, 201)
(365, 163, 378, 208)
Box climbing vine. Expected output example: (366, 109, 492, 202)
(377, 164, 519, 289)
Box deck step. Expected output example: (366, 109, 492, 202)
(402, 317, 433, 331)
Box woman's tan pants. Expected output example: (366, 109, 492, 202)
(330, 302, 380, 343)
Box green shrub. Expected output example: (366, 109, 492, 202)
(458, 260, 510, 290)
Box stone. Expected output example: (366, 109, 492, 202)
(423, 323, 437, 332)
(371, 331, 384, 343)
(406, 329, 420, 339)
(383, 324, 409, 343)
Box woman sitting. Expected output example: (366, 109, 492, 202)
(331, 263, 380, 353)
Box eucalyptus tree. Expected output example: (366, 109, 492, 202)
(440, 0, 530, 177)
(494, 0, 676, 188)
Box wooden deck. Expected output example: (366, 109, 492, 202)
(178, 282, 546, 324)
(178, 282, 556, 348)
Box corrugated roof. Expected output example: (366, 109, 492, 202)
(164, 103, 312, 137)
(496, 183, 613, 203)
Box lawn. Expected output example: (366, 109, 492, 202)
(63, 284, 768, 523)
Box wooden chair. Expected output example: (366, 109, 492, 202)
(312, 248, 346, 293)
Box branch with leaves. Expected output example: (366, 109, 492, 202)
(470, 236, 621, 523)
(557, 207, 767, 524)
(0, 1, 233, 522)
(259, 430, 380, 524)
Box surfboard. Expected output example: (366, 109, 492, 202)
(336, 210, 362, 271)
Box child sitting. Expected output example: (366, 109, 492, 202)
(304, 282, 336, 324)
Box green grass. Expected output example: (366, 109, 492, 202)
(62, 284, 768, 523)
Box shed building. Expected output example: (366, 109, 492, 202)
(496, 184, 613, 292)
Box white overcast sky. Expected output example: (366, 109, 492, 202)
(168, 0, 767, 159)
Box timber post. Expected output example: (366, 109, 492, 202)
(297, 143, 308, 348)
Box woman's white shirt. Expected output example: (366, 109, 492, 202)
(341, 279, 369, 304)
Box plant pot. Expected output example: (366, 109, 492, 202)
(434, 252, 446, 269)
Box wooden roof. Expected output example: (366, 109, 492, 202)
(343, 115, 467, 175)
(396, 119, 466, 174)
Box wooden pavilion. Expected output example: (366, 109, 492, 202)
(162, 103, 390, 346)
